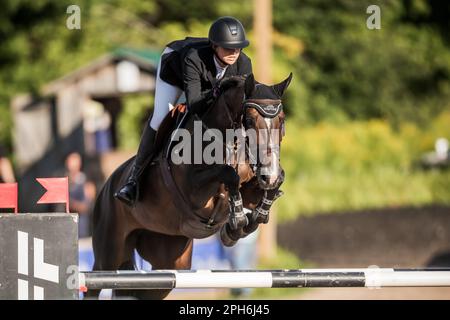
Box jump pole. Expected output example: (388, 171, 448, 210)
(80, 269, 450, 290)
(2, 213, 450, 300)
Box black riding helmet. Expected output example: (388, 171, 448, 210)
(208, 16, 249, 49)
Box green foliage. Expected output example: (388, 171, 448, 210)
(274, 0, 450, 125)
(1, 0, 450, 219)
(0, 0, 76, 149)
(2, 0, 450, 148)
(117, 94, 153, 150)
(277, 111, 450, 222)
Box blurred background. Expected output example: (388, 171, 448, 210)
(0, 0, 450, 299)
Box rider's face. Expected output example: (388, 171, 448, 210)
(215, 46, 241, 65)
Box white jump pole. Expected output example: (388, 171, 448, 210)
(80, 268, 450, 290)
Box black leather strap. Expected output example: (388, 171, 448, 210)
(244, 99, 283, 118)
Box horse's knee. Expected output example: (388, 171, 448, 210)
(220, 166, 240, 194)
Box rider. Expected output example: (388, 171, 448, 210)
(114, 16, 253, 207)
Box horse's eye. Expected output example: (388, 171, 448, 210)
(245, 118, 255, 127)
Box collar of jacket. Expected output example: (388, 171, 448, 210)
(204, 46, 239, 84)
(202, 46, 218, 85)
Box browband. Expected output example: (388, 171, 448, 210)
(244, 99, 283, 118)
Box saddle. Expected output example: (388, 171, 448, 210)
(154, 103, 188, 156)
(136, 103, 187, 200)
(153, 104, 224, 238)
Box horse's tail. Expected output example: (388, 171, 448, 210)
(92, 156, 135, 227)
(91, 156, 136, 271)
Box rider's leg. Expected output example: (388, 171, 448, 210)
(114, 47, 183, 207)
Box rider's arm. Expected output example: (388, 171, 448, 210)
(183, 55, 215, 115)
(240, 53, 253, 76)
(183, 52, 253, 114)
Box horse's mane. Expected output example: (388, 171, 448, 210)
(200, 75, 247, 117)
(219, 75, 247, 90)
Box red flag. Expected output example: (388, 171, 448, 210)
(36, 177, 69, 213)
(0, 183, 18, 213)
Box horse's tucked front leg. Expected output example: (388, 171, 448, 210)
(218, 165, 248, 230)
(243, 169, 285, 236)
(228, 192, 248, 230)
(218, 165, 248, 246)
(243, 188, 284, 235)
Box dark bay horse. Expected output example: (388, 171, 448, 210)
(88, 73, 292, 299)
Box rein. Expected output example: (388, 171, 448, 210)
(194, 83, 246, 170)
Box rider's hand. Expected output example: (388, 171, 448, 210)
(212, 83, 221, 98)
(218, 77, 238, 90)
(212, 77, 237, 98)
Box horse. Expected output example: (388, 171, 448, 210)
(88, 72, 292, 299)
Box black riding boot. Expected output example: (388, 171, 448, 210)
(114, 125, 157, 207)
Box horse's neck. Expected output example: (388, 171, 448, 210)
(167, 109, 252, 180)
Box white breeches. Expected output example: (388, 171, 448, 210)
(149, 47, 186, 130)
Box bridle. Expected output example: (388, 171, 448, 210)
(243, 98, 284, 175)
(196, 95, 285, 176)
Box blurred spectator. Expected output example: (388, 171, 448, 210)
(82, 99, 113, 155)
(223, 228, 260, 298)
(65, 152, 96, 238)
(0, 143, 15, 183)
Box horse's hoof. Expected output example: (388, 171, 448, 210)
(243, 220, 259, 236)
(246, 209, 259, 225)
(256, 213, 269, 224)
(229, 214, 248, 230)
(220, 225, 237, 247)
(220, 224, 240, 247)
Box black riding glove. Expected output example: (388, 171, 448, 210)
(212, 77, 239, 98)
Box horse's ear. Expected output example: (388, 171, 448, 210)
(272, 72, 293, 97)
(244, 73, 256, 97)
